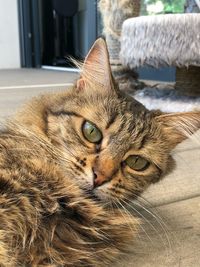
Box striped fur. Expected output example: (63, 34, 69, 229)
(0, 39, 199, 266)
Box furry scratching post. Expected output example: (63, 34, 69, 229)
(99, 0, 144, 91)
(121, 14, 200, 95)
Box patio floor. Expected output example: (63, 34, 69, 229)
(0, 68, 200, 267)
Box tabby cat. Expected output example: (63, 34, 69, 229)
(0, 38, 199, 266)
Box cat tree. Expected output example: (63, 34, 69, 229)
(185, 0, 200, 12)
(120, 13, 200, 95)
(99, 0, 144, 91)
(99, 0, 200, 95)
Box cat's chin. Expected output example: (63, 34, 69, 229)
(77, 176, 118, 204)
(80, 184, 114, 204)
(91, 187, 118, 205)
(81, 186, 105, 202)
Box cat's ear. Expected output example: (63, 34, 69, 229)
(76, 38, 114, 92)
(155, 111, 200, 149)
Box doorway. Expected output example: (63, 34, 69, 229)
(18, 0, 98, 69)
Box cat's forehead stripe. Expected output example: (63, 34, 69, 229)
(50, 110, 81, 118)
(105, 112, 118, 129)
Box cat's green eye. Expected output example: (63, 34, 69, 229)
(82, 121, 102, 143)
(125, 155, 149, 171)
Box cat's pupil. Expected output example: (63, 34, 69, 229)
(125, 155, 149, 172)
(82, 121, 102, 143)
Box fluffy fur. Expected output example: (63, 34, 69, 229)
(134, 87, 200, 112)
(98, 0, 141, 92)
(0, 39, 199, 266)
(99, 0, 141, 62)
(120, 14, 200, 68)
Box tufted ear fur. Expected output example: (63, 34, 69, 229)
(156, 111, 200, 149)
(76, 38, 115, 92)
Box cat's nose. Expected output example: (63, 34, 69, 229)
(92, 156, 116, 188)
(92, 167, 113, 188)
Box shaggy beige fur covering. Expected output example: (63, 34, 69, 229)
(120, 14, 200, 68)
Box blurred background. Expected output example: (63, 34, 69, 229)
(0, 0, 193, 80)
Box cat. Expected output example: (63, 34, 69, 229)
(0, 38, 199, 267)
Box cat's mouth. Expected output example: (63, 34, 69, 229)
(76, 169, 113, 203)
(82, 187, 103, 202)
(78, 177, 110, 203)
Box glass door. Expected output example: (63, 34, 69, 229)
(18, 0, 98, 69)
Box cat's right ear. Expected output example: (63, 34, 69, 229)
(155, 111, 200, 149)
(75, 38, 115, 93)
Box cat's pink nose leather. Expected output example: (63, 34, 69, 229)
(94, 171, 110, 187)
(93, 158, 115, 187)
(93, 162, 115, 187)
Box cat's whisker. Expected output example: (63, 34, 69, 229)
(121, 201, 171, 253)
(124, 196, 170, 234)
(114, 199, 151, 244)
(121, 197, 172, 257)
(113, 200, 137, 234)
(124, 192, 172, 240)
(132, 195, 171, 233)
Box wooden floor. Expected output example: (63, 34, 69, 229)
(0, 69, 200, 266)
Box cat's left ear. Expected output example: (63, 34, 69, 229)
(155, 111, 200, 149)
(76, 38, 115, 92)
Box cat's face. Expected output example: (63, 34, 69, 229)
(47, 88, 170, 202)
(46, 39, 200, 203)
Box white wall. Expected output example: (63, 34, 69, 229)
(0, 0, 20, 69)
